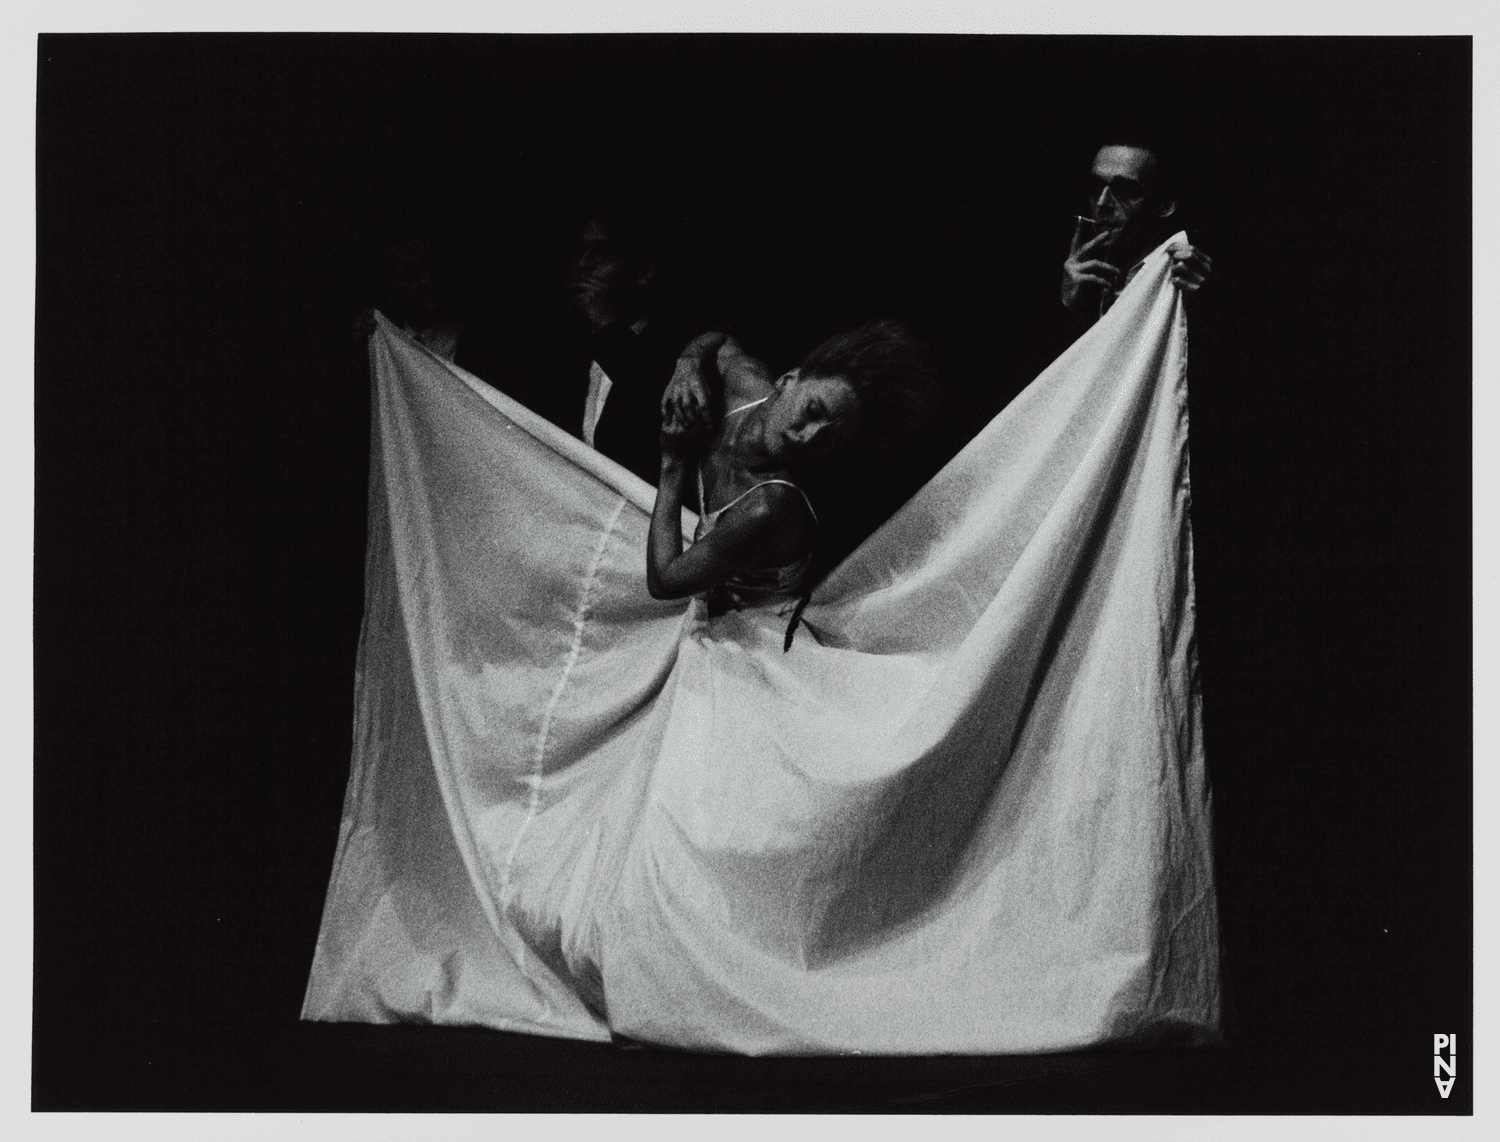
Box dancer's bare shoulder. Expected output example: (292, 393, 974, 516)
(716, 337, 777, 406)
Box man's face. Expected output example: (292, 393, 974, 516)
(572, 223, 633, 296)
(570, 219, 649, 329)
(1084, 145, 1161, 248)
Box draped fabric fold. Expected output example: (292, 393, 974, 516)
(302, 233, 1220, 1054)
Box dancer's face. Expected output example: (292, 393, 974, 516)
(762, 371, 861, 462)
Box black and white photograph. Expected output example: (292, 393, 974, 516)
(19, 5, 1487, 1130)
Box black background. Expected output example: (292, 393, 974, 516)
(33, 35, 1471, 1113)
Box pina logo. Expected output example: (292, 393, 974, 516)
(1433, 1034, 1457, 1098)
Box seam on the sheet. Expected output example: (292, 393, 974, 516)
(498, 495, 627, 938)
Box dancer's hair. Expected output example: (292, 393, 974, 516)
(799, 319, 940, 451)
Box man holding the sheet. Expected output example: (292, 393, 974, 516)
(1061, 141, 1213, 333)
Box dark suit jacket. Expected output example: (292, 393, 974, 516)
(589, 316, 697, 488)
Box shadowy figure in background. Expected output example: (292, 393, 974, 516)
(350, 205, 704, 496)
(570, 208, 702, 487)
(1061, 139, 1212, 342)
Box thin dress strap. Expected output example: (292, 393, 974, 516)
(725, 396, 769, 417)
(707, 478, 818, 525)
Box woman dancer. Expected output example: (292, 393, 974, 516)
(646, 321, 936, 634)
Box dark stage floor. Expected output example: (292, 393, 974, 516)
(33, 1019, 1438, 1115)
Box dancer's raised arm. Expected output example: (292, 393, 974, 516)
(661, 332, 777, 442)
(646, 409, 809, 600)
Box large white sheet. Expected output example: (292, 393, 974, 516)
(302, 234, 1220, 1054)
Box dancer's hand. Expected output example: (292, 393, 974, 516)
(660, 404, 699, 459)
(662, 355, 713, 438)
(1061, 218, 1122, 313)
(1166, 240, 1212, 295)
